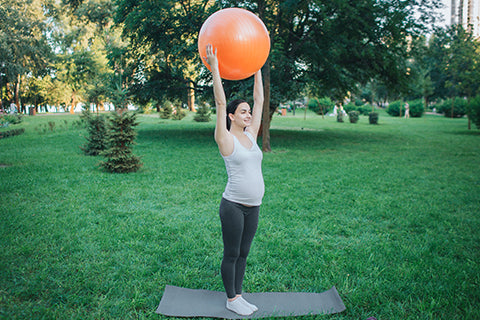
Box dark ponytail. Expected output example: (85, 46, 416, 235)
(226, 99, 247, 130)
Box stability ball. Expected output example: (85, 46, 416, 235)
(198, 8, 270, 81)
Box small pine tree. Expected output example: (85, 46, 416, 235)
(80, 109, 107, 156)
(193, 103, 211, 122)
(172, 104, 186, 120)
(100, 111, 142, 173)
(160, 102, 173, 119)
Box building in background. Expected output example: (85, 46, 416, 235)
(450, 0, 480, 37)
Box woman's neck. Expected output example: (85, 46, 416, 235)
(230, 125, 246, 136)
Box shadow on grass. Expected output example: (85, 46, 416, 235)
(137, 125, 401, 152)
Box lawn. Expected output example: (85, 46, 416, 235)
(1, 110, 479, 319)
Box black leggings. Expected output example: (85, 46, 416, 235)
(219, 198, 259, 299)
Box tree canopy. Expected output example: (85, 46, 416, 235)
(3, 0, 480, 136)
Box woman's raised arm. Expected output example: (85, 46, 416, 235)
(246, 70, 264, 138)
(206, 44, 233, 156)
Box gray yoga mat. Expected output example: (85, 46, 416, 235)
(156, 285, 346, 319)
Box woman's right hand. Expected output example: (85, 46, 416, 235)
(205, 44, 218, 71)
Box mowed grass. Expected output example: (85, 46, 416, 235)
(1, 110, 479, 319)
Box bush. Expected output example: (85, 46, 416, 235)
(80, 110, 107, 156)
(172, 105, 187, 120)
(100, 111, 142, 173)
(437, 97, 468, 118)
(348, 111, 360, 123)
(193, 103, 211, 122)
(343, 103, 356, 114)
(468, 95, 480, 129)
(369, 112, 379, 124)
(0, 128, 25, 139)
(357, 105, 372, 115)
(308, 97, 334, 115)
(344, 103, 371, 115)
(386, 100, 404, 117)
(160, 102, 173, 119)
(0, 112, 23, 127)
(407, 99, 424, 117)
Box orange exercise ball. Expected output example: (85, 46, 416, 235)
(198, 8, 270, 81)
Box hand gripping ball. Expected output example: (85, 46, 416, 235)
(198, 8, 270, 81)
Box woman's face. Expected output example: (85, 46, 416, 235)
(230, 102, 252, 128)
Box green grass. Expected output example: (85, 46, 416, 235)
(1, 110, 479, 319)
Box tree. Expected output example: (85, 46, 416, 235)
(100, 111, 142, 173)
(0, 0, 52, 113)
(443, 26, 480, 128)
(114, 0, 215, 109)
(222, 0, 442, 150)
(115, 0, 442, 150)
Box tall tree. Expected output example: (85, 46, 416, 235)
(0, 0, 52, 113)
(115, 0, 442, 151)
(114, 0, 216, 108)
(222, 0, 442, 150)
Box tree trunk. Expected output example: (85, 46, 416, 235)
(261, 59, 272, 152)
(187, 79, 195, 112)
(70, 94, 76, 114)
(258, 0, 272, 152)
(15, 74, 21, 113)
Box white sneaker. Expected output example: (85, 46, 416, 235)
(226, 298, 254, 316)
(239, 296, 258, 312)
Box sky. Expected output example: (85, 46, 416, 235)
(436, 0, 451, 27)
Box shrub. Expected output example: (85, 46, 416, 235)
(467, 95, 480, 129)
(0, 112, 23, 127)
(407, 99, 424, 117)
(386, 100, 403, 117)
(308, 97, 333, 115)
(0, 128, 25, 139)
(357, 105, 372, 115)
(343, 103, 356, 113)
(437, 97, 468, 118)
(369, 112, 379, 124)
(160, 102, 173, 119)
(193, 103, 211, 122)
(337, 113, 344, 122)
(80, 109, 107, 156)
(355, 99, 365, 106)
(172, 105, 187, 120)
(307, 98, 320, 114)
(344, 103, 371, 115)
(348, 111, 360, 123)
(100, 111, 142, 173)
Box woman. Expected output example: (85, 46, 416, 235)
(205, 44, 265, 316)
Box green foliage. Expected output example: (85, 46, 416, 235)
(386, 100, 425, 118)
(344, 103, 371, 115)
(369, 112, 379, 124)
(307, 97, 334, 115)
(193, 103, 211, 123)
(0, 113, 23, 127)
(386, 100, 404, 117)
(0, 128, 25, 139)
(172, 105, 186, 121)
(159, 102, 173, 119)
(80, 109, 107, 156)
(407, 99, 425, 117)
(348, 110, 360, 123)
(467, 95, 480, 129)
(437, 97, 468, 118)
(100, 111, 142, 173)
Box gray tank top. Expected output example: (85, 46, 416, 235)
(222, 131, 264, 206)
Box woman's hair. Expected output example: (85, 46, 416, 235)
(226, 99, 247, 130)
